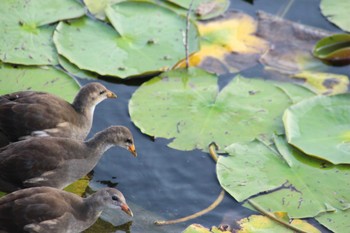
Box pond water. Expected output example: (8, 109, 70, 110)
(80, 0, 345, 232)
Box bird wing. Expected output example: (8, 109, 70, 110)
(0, 91, 78, 141)
(0, 139, 71, 189)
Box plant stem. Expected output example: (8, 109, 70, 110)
(154, 190, 225, 225)
(184, 0, 194, 68)
(247, 199, 309, 233)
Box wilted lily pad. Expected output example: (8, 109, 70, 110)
(0, 0, 84, 65)
(283, 93, 350, 164)
(217, 135, 350, 219)
(0, 63, 80, 102)
(182, 224, 230, 233)
(176, 11, 268, 74)
(292, 71, 349, 95)
(313, 34, 350, 66)
(320, 0, 350, 32)
(236, 213, 320, 233)
(129, 68, 314, 151)
(257, 11, 331, 74)
(54, 2, 199, 78)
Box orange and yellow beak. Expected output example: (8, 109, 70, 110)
(107, 91, 117, 98)
(128, 144, 137, 157)
(121, 203, 133, 217)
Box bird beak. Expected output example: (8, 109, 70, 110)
(128, 144, 137, 157)
(121, 203, 133, 217)
(107, 91, 117, 98)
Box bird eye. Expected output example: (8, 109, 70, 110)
(112, 195, 119, 201)
(99, 90, 106, 95)
(125, 138, 133, 144)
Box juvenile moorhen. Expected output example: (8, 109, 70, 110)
(0, 126, 137, 193)
(0, 186, 132, 233)
(0, 82, 117, 147)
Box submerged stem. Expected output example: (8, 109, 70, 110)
(154, 190, 225, 225)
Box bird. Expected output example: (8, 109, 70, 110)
(0, 186, 133, 233)
(0, 126, 137, 193)
(0, 82, 117, 147)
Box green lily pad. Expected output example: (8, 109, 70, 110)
(129, 68, 314, 151)
(316, 209, 350, 233)
(313, 34, 350, 66)
(283, 93, 350, 164)
(183, 224, 230, 233)
(59, 56, 98, 80)
(320, 0, 350, 32)
(217, 135, 350, 219)
(54, 1, 199, 78)
(0, 0, 84, 65)
(0, 62, 80, 102)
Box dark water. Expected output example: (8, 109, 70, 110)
(80, 0, 343, 232)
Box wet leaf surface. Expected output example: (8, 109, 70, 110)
(0, 0, 84, 65)
(284, 93, 350, 164)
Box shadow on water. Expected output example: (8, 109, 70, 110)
(79, 0, 344, 232)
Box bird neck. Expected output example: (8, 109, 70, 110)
(85, 131, 114, 155)
(72, 92, 95, 116)
(84, 192, 106, 216)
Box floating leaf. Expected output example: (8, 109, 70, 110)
(316, 209, 350, 233)
(83, 0, 121, 20)
(292, 71, 349, 95)
(320, 0, 350, 32)
(129, 68, 314, 151)
(64, 176, 91, 197)
(284, 93, 350, 164)
(0, 63, 80, 102)
(0, 0, 84, 65)
(237, 213, 320, 233)
(313, 34, 350, 66)
(54, 2, 199, 78)
(217, 135, 350, 219)
(59, 56, 98, 80)
(182, 224, 230, 233)
(175, 11, 268, 74)
(257, 11, 332, 74)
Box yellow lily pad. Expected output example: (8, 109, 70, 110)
(293, 71, 349, 95)
(237, 213, 320, 233)
(64, 175, 91, 197)
(175, 11, 268, 74)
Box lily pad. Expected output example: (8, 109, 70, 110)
(313, 34, 350, 66)
(183, 224, 230, 233)
(217, 135, 350, 219)
(83, 0, 121, 20)
(166, 0, 230, 20)
(283, 93, 350, 164)
(175, 11, 268, 74)
(129, 68, 314, 151)
(59, 56, 98, 80)
(292, 71, 349, 95)
(0, 62, 80, 102)
(236, 213, 320, 233)
(316, 208, 350, 233)
(0, 0, 84, 65)
(54, 1, 199, 78)
(320, 0, 350, 32)
(257, 11, 331, 74)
